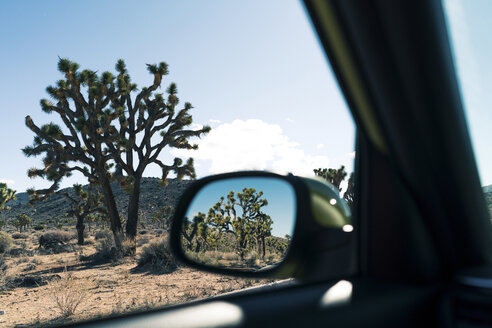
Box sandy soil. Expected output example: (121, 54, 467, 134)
(0, 232, 265, 328)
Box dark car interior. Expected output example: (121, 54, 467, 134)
(70, 0, 492, 327)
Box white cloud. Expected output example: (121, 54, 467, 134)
(0, 179, 15, 185)
(190, 123, 203, 130)
(316, 143, 325, 149)
(172, 119, 330, 177)
(348, 151, 356, 159)
(285, 117, 295, 123)
(209, 119, 221, 124)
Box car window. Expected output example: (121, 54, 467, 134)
(442, 0, 492, 218)
(0, 1, 355, 326)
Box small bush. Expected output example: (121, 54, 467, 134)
(47, 272, 92, 317)
(155, 229, 164, 236)
(11, 232, 28, 239)
(223, 252, 240, 261)
(137, 237, 177, 273)
(39, 230, 72, 249)
(72, 230, 89, 240)
(0, 231, 13, 253)
(83, 237, 95, 245)
(0, 254, 9, 290)
(137, 236, 150, 247)
(139, 229, 148, 235)
(94, 237, 114, 260)
(33, 224, 45, 231)
(90, 237, 133, 262)
(94, 230, 112, 240)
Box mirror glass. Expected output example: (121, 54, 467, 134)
(180, 177, 296, 271)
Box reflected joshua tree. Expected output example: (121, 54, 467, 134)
(182, 187, 289, 268)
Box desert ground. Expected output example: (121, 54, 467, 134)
(0, 228, 268, 328)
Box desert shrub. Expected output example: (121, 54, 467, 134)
(0, 231, 13, 253)
(0, 254, 9, 290)
(83, 237, 95, 245)
(137, 237, 177, 273)
(23, 262, 37, 272)
(223, 252, 240, 261)
(47, 272, 91, 317)
(89, 237, 133, 262)
(137, 235, 150, 247)
(94, 237, 114, 260)
(38, 230, 72, 248)
(72, 230, 89, 240)
(94, 229, 112, 240)
(155, 229, 164, 236)
(11, 232, 28, 239)
(33, 224, 45, 231)
(139, 229, 148, 235)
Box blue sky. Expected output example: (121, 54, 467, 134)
(443, 0, 492, 187)
(0, 0, 355, 194)
(186, 177, 296, 237)
(0, 0, 489, 195)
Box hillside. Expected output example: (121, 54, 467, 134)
(3, 180, 492, 224)
(1, 178, 193, 223)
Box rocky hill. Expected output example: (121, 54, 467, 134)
(2, 180, 492, 225)
(1, 178, 193, 223)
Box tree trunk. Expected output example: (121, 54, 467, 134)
(76, 215, 85, 245)
(125, 176, 141, 242)
(100, 177, 124, 250)
(261, 237, 265, 259)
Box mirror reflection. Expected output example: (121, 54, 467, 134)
(181, 177, 296, 271)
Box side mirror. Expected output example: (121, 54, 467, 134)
(170, 171, 353, 279)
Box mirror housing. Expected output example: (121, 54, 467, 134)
(170, 171, 353, 280)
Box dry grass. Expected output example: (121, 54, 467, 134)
(0, 227, 269, 328)
(46, 271, 93, 317)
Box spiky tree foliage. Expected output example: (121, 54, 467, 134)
(23, 58, 210, 249)
(314, 167, 355, 210)
(150, 205, 173, 230)
(12, 214, 31, 232)
(182, 212, 205, 251)
(0, 183, 16, 211)
(64, 184, 106, 245)
(206, 188, 271, 260)
(343, 173, 355, 209)
(251, 212, 273, 259)
(314, 166, 348, 191)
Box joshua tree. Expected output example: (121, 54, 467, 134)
(314, 167, 355, 210)
(23, 58, 209, 249)
(182, 212, 205, 251)
(0, 183, 16, 211)
(314, 166, 348, 191)
(251, 213, 273, 259)
(64, 183, 106, 245)
(343, 173, 355, 209)
(207, 188, 271, 260)
(12, 214, 31, 232)
(150, 205, 174, 230)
